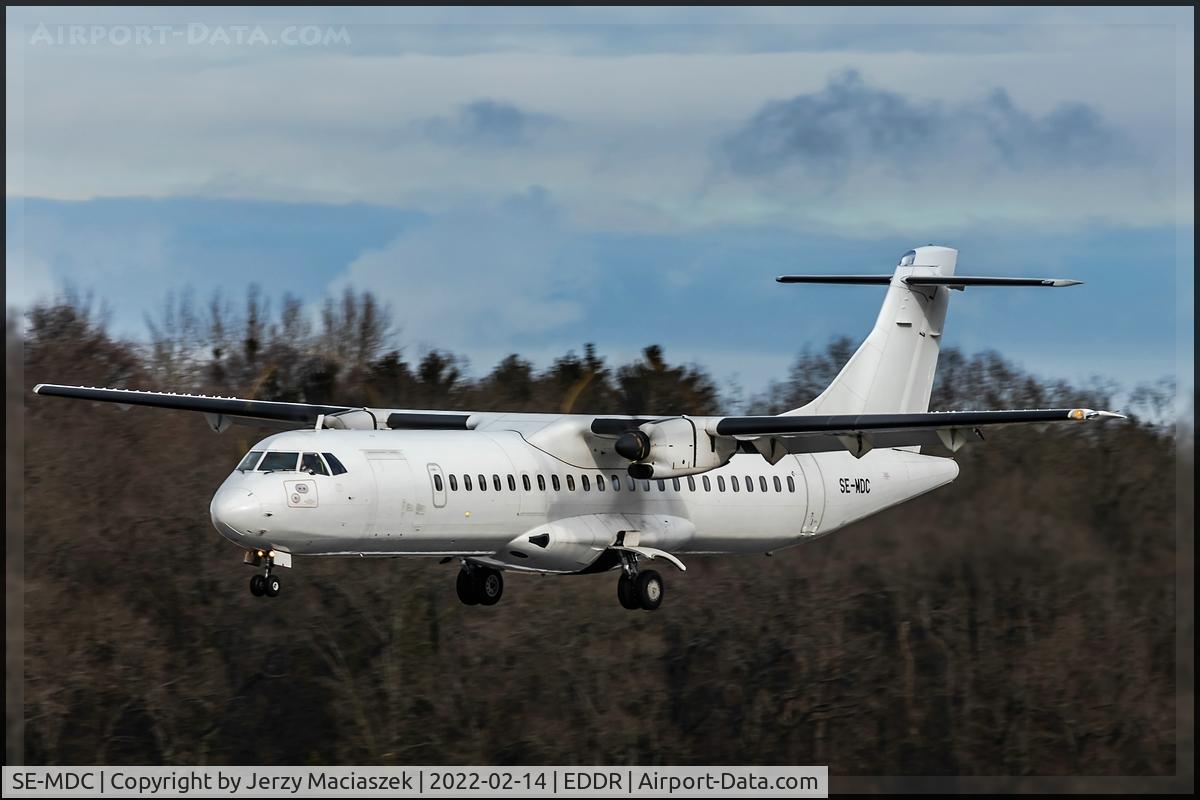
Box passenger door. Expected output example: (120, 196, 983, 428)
(427, 463, 447, 509)
(796, 454, 824, 534)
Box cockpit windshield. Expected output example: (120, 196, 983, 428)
(258, 452, 300, 472)
(236, 451, 264, 471)
(301, 452, 328, 476)
(236, 450, 347, 474)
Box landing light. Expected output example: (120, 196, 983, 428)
(1070, 408, 1086, 420)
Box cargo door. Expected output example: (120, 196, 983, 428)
(365, 449, 414, 539)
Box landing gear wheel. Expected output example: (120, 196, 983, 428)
(635, 570, 664, 611)
(264, 574, 282, 598)
(617, 575, 640, 610)
(477, 568, 504, 606)
(456, 568, 480, 605)
(250, 574, 266, 597)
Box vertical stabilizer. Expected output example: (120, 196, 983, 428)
(786, 245, 957, 416)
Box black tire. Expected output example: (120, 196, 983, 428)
(477, 568, 504, 606)
(249, 574, 266, 597)
(617, 575, 640, 610)
(635, 570, 664, 611)
(264, 574, 282, 598)
(456, 569, 480, 605)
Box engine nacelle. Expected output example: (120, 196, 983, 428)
(616, 416, 735, 479)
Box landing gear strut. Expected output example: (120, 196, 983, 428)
(247, 552, 282, 598)
(456, 564, 504, 606)
(616, 551, 664, 611)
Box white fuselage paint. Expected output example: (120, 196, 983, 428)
(210, 428, 960, 574)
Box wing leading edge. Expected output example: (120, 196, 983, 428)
(713, 408, 1122, 437)
(31, 384, 476, 431)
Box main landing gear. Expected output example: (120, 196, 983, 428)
(455, 563, 504, 606)
(616, 551, 664, 611)
(247, 551, 282, 598)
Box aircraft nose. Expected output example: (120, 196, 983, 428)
(210, 487, 266, 538)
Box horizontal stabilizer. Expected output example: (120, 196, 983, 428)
(776, 275, 892, 285)
(903, 276, 1082, 288)
(776, 275, 1081, 289)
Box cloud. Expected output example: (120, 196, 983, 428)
(7, 24, 1183, 232)
(328, 187, 592, 357)
(720, 70, 1128, 180)
(422, 100, 561, 148)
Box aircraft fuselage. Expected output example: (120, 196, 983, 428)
(210, 428, 959, 574)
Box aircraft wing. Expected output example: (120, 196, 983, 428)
(707, 408, 1124, 457)
(31, 384, 477, 432)
(32, 384, 1124, 460)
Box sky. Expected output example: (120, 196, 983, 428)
(5, 7, 1194, 413)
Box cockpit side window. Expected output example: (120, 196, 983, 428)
(321, 452, 348, 476)
(237, 451, 264, 471)
(258, 452, 300, 472)
(898, 249, 917, 267)
(301, 452, 329, 476)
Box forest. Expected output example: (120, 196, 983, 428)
(10, 287, 1188, 781)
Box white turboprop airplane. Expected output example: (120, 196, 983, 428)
(34, 246, 1123, 610)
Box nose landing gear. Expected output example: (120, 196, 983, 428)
(245, 550, 284, 598)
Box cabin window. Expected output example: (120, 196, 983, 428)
(449, 474, 458, 491)
(566, 474, 576, 491)
(464, 474, 473, 491)
(744, 476, 753, 492)
(787, 476, 796, 492)
(731, 476, 740, 492)
(493, 474, 502, 491)
(687, 476, 696, 491)
(611, 475, 621, 491)
(507, 475, 516, 491)
(672, 478, 681, 491)
(582, 474, 591, 491)
(717, 476, 727, 492)
(626, 477, 636, 491)
(522, 474, 531, 491)
(537, 474, 546, 491)
(643, 480, 651, 492)
(596, 474, 606, 491)
(478, 474, 488, 492)
(433, 474, 444, 492)
(657, 479, 666, 491)
(552, 475, 561, 491)
(702, 476, 711, 492)
(773, 476, 782, 492)
(302, 452, 329, 476)
(322, 452, 348, 475)
(237, 451, 264, 471)
(258, 452, 299, 472)
(760, 476, 769, 492)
